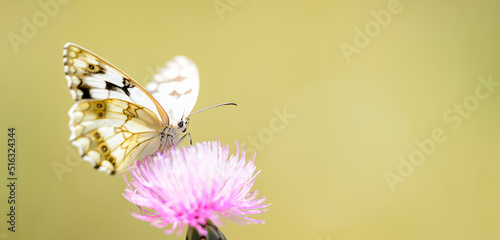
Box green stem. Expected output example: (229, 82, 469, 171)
(186, 221, 227, 240)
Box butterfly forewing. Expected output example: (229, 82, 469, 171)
(63, 43, 169, 124)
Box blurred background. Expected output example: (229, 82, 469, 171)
(1, 0, 500, 239)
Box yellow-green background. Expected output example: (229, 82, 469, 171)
(1, 0, 500, 239)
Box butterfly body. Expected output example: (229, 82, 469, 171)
(159, 119, 189, 150)
(63, 43, 199, 175)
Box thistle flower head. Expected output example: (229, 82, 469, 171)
(123, 140, 269, 236)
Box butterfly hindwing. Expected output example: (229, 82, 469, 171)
(69, 98, 164, 174)
(145, 56, 199, 123)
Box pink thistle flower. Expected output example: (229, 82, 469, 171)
(123, 140, 269, 236)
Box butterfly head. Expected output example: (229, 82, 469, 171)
(176, 118, 189, 133)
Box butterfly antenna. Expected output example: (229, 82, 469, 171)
(187, 103, 237, 118)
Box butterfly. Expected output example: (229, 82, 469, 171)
(63, 42, 233, 175)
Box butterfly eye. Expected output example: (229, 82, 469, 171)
(178, 121, 184, 128)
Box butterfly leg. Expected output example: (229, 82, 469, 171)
(177, 133, 193, 145)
